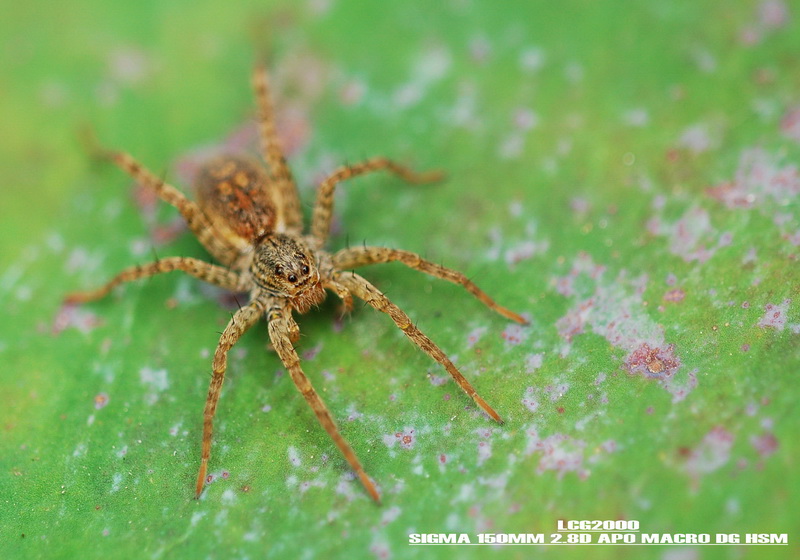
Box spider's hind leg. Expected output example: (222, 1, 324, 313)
(82, 131, 238, 264)
(252, 65, 303, 230)
(337, 271, 503, 423)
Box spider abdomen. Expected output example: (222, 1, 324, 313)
(194, 155, 278, 245)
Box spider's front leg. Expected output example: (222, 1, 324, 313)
(195, 297, 267, 498)
(266, 305, 380, 503)
(332, 246, 528, 324)
(311, 158, 444, 246)
(324, 279, 354, 316)
(337, 271, 503, 423)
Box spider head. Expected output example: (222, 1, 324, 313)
(252, 234, 325, 313)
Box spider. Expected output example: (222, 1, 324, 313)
(65, 65, 528, 503)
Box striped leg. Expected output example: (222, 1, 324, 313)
(93, 143, 239, 265)
(333, 246, 527, 324)
(64, 257, 242, 304)
(195, 298, 266, 497)
(267, 305, 380, 503)
(311, 158, 443, 245)
(337, 271, 503, 423)
(252, 65, 302, 230)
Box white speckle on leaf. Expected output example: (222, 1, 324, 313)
(757, 299, 791, 331)
(691, 48, 717, 73)
(498, 132, 525, 159)
(519, 46, 545, 72)
(108, 47, 152, 85)
(288, 446, 302, 467)
(524, 353, 544, 373)
(565, 61, 584, 82)
(110, 473, 123, 492)
(622, 108, 649, 127)
(684, 427, 734, 483)
(469, 35, 492, 63)
(381, 505, 401, 526)
(415, 44, 451, 82)
(501, 324, 527, 345)
(336, 477, 357, 502)
(466, 326, 487, 348)
(369, 538, 391, 560)
(522, 387, 540, 413)
(455, 483, 476, 502)
(139, 367, 169, 391)
(220, 489, 237, 505)
(759, 0, 790, 28)
(477, 440, 492, 466)
(678, 123, 714, 153)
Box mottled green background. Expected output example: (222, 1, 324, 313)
(1, 1, 798, 559)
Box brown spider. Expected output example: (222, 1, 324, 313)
(65, 65, 527, 503)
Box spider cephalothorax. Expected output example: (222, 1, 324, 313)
(66, 65, 527, 503)
(250, 234, 325, 313)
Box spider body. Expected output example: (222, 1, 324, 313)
(196, 155, 326, 312)
(66, 65, 527, 503)
(195, 155, 280, 249)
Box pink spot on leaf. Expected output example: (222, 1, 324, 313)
(781, 106, 800, 143)
(750, 432, 779, 458)
(757, 299, 791, 331)
(466, 327, 487, 348)
(684, 427, 734, 484)
(53, 303, 104, 335)
(501, 324, 527, 345)
(663, 288, 686, 303)
(93, 393, 110, 410)
(625, 343, 681, 380)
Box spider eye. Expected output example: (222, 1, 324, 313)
(287, 274, 298, 283)
(301, 265, 310, 275)
(274, 265, 283, 276)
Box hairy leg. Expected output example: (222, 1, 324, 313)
(324, 278, 354, 315)
(252, 66, 302, 230)
(333, 246, 527, 324)
(64, 257, 243, 304)
(267, 305, 380, 503)
(311, 158, 443, 245)
(337, 271, 503, 423)
(87, 139, 239, 264)
(195, 298, 267, 497)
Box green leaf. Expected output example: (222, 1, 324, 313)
(2, 1, 798, 559)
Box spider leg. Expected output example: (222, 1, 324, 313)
(333, 246, 528, 324)
(64, 257, 243, 304)
(196, 298, 266, 497)
(86, 137, 239, 265)
(324, 278, 354, 315)
(267, 305, 381, 503)
(337, 271, 503, 423)
(311, 158, 444, 245)
(252, 65, 302, 230)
